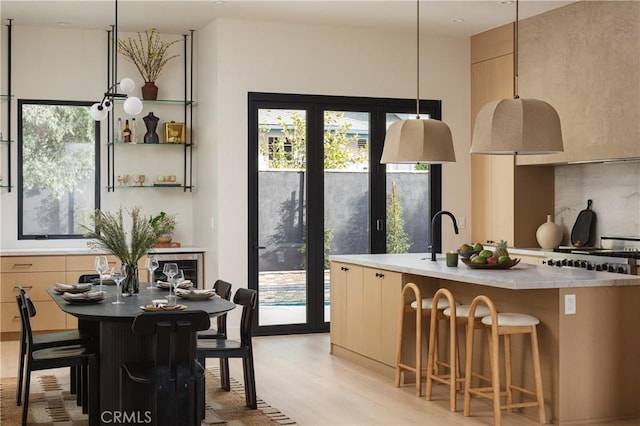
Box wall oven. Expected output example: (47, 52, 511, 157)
(149, 252, 204, 288)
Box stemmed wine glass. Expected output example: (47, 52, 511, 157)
(173, 269, 185, 298)
(94, 256, 108, 291)
(162, 263, 179, 304)
(111, 265, 127, 305)
(145, 256, 159, 290)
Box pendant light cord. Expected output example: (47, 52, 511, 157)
(514, 0, 519, 99)
(415, 0, 421, 118)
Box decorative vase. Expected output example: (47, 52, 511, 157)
(536, 214, 563, 249)
(122, 263, 140, 295)
(141, 81, 158, 100)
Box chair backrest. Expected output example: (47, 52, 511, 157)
(78, 274, 100, 284)
(16, 288, 36, 352)
(212, 280, 233, 335)
(233, 288, 258, 347)
(131, 311, 211, 368)
(213, 280, 232, 300)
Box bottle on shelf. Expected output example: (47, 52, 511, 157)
(131, 118, 138, 143)
(123, 119, 131, 142)
(116, 118, 123, 143)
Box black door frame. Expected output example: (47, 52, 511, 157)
(248, 92, 443, 336)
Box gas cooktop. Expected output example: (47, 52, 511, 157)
(554, 236, 640, 258)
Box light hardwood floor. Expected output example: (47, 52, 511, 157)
(3, 333, 639, 425)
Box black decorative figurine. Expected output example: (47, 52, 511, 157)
(143, 112, 160, 144)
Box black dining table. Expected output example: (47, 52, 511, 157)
(47, 284, 235, 422)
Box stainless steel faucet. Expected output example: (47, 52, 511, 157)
(430, 210, 459, 261)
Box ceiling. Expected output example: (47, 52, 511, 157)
(1, 0, 575, 37)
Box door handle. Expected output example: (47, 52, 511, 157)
(256, 246, 266, 250)
(376, 219, 384, 231)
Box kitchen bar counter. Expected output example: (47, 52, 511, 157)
(330, 253, 640, 289)
(329, 254, 640, 425)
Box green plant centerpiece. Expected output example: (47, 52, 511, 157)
(149, 211, 177, 243)
(117, 28, 181, 99)
(82, 207, 176, 294)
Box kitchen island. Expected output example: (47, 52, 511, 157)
(329, 253, 640, 425)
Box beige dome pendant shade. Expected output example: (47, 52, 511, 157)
(470, 97, 563, 154)
(380, 0, 456, 164)
(381, 118, 455, 163)
(470, 0, 563, 155)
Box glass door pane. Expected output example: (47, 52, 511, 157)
(385, 113, 430, 253)
(257, 109, 307, 326)
(323, 110, 370, 322)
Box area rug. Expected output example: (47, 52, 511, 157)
(0, 367, 296, 425)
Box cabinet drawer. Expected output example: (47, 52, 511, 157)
(0, 272, 66, 303)
(66, 254, 119, 271)
(1, 301, 66, 332)
(1, 256, 66, 273)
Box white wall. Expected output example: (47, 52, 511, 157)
(0, 25, 194, 249)
(1, 19, 471, 330)
(194, 18, 471, 300)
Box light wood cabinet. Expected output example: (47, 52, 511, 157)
(330, 263, 402, 368)
(470, 24, 554, 248)
(1, 256, 67, 333)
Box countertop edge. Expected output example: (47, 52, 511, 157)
(1, 247, 206, 256)
(330, 253, 640, 290)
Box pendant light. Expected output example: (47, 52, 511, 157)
(380, 0, 456, 164)
(470, 0, 563, 155)
(89, 0, 143, 121)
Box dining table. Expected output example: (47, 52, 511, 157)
(47, 283, 236, 423)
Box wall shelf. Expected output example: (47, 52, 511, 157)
(1, 20, 12, 192)
(106, 30, 195, 192)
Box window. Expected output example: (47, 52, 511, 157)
(18, 100, 100, 239)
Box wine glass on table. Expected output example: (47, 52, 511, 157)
(173, 269, 185, 300)
(145, 256, 159, 290)
(111, 265, 127, 305)
(94, 256, 108, 291)
(162, 263, 178, 304)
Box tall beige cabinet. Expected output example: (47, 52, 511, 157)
(470, 24, 554, 248)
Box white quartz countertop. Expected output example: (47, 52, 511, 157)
(330, 253, 640, 290)
(0, 247, 205, 256)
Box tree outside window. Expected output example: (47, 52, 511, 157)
(18, 101, 99, 239)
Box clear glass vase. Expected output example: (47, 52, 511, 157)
(122, 263, 140, 295)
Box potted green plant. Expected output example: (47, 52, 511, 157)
(117, 28, 181, 100)
(82, 207, 176, 294)
(149, 211, 177, 243)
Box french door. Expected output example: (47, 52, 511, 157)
(248, 93, 443, 335)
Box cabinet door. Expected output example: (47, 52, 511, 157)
(471, 54, 515, 246)
(330, 262, 348, 347)
(344, 265, 364, 354)
(362, 268, 383, 360)
(362, 268, 402, 366)
(1, 271, 66, 303)
(379, 271, 402, 366)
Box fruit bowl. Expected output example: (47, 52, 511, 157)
(460, 258, 521, 269)
(457, 249, 481, 259)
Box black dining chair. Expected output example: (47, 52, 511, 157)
(120, 311, 211, 426)
(15, 288, 91, 408)
(77, 274, 100, 284)
(197, 288, 258, 411)
(18, 289, 98, 426)
(197, 280, 233, 389)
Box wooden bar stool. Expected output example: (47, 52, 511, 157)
(463, 295, 546, 425)
(395, 283, 453, 396)
(425, 289, 491, 412)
